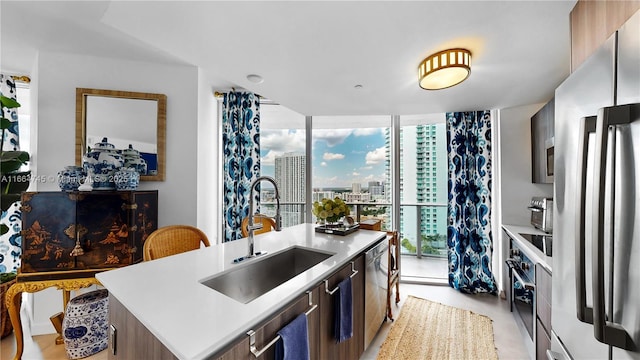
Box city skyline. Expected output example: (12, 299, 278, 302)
(260, 128, 387, 188)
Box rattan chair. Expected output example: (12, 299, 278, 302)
(143, 225, 211, 261)
(241, 214, 276, 238)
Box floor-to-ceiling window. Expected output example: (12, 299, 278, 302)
(399, 114, 448, 283)
(223, 108, 449, 283)
(259, 104, 307, 226)
(311, 116, 392, 230)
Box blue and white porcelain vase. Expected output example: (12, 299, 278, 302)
(82, 137, 125, 190)
(121, 144, 147, 175)
(57, 166, 86, 191)
(113, 168, 140, 190)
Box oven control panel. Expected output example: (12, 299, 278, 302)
(510, 239, 535, 283)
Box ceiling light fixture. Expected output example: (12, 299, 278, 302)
(418, 48, 471, 90)
(246, 74, 264, 84)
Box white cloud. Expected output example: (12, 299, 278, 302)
(353, 128, 382, 137)
(360, 166, 373, 170)
(365, 146, 386, 165)
(323, 152, 345, 161)
(262, 129, 305, 153)
(321, 162, 327, 167)
(313, 129, 353, 147)
(352, 172, 360, 176)
(261, 150, 278, 166)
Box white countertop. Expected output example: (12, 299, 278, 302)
(96, 223, 386, 360)
(502, 224, 552, 272)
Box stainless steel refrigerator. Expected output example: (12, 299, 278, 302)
(552, 10, 640, 360)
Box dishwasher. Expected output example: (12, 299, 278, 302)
(364, 238, 389, 350)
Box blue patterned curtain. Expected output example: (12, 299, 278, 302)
(222, 92, 260, 242)
(446, 110, 497, 294)
(1, 74, 23, 273)
(1, 74, 20, 151)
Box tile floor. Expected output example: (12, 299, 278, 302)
(2, 283, 529, 360)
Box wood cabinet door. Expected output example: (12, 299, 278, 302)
(108, 294, 177, 360)
(214, 287, 321, 360)
(318, 254, 365, 360)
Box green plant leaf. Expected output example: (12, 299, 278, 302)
(0, 117, 13, 130)
(0, 224, 8, 236)
(1, 150, 30, 173)
(0, 95, 21, 109)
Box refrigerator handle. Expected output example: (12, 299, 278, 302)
(591, 104, 639, 350)
(575, 116, 595, 324)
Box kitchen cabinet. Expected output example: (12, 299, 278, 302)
(212, 255, 365, 360)
(531, 98, 554, 184)
(107, 257, 365, 360)
(318, 254, 365, 360)
(20, 190, 158, 281)
(535, 264, 552, 360)
(109, 288, 322, 360)
(214, 287, 321, 360)
(108, 294, 177, 360)
(97, 224, 386, 359)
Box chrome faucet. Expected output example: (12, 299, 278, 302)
(236, 176, 282, 263)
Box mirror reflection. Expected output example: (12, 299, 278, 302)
(75, 88, 166, 181)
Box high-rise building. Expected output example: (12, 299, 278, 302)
(368, 181, 384, 196)
(398, 123, 447, 254)
(274, 152, 306, 227)
(351, 182, 361, 194)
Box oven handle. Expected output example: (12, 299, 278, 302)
(506, 259, 535, 290)
(575, 116, 595, 325)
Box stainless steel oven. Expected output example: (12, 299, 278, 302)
(506, 239, 536, 344)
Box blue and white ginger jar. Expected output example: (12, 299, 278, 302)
(121, 144, 147, 175)
(82, 138, 124, 190)
(57, 166, 86, 191)
(113, 168, 140, 190)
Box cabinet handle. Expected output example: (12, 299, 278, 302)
(246, 291, 317, 358)
(109, 324, 117, 356)
(324, 261, 358, 295)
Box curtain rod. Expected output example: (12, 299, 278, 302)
(10, 75, 31, 83)
(214, 91, 279, 105)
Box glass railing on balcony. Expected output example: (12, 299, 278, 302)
(399, 203, 447, 259)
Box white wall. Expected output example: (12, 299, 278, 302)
(27, 51, 204, 334)
(196, 70, 220, 243)
(495, 103, 553, 295)
(498, 104, 553, 224)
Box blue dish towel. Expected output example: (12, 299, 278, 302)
(334, 276, 353, 343)
(275, 313, 310, 360)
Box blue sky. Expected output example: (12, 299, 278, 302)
(260, 128, 387, 189)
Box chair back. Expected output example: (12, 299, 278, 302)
(241, 214, 276, 238)
(143, 225, 210, 261)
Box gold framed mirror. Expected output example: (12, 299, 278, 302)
(75, 88, 166, 181)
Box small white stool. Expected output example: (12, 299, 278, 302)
(62, 289, 109, 359)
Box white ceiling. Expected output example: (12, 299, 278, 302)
(1, 0, 577, 116)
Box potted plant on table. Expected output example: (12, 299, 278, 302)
(312, 197, 351, 227)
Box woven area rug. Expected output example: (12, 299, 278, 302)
(376, 295, 499, 360)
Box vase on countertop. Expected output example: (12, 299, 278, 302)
(82, 137, 124, 190)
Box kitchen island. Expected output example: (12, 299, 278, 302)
(96, 223, 386, 360)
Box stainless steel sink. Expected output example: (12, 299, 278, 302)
(200, 246, 334, 303)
